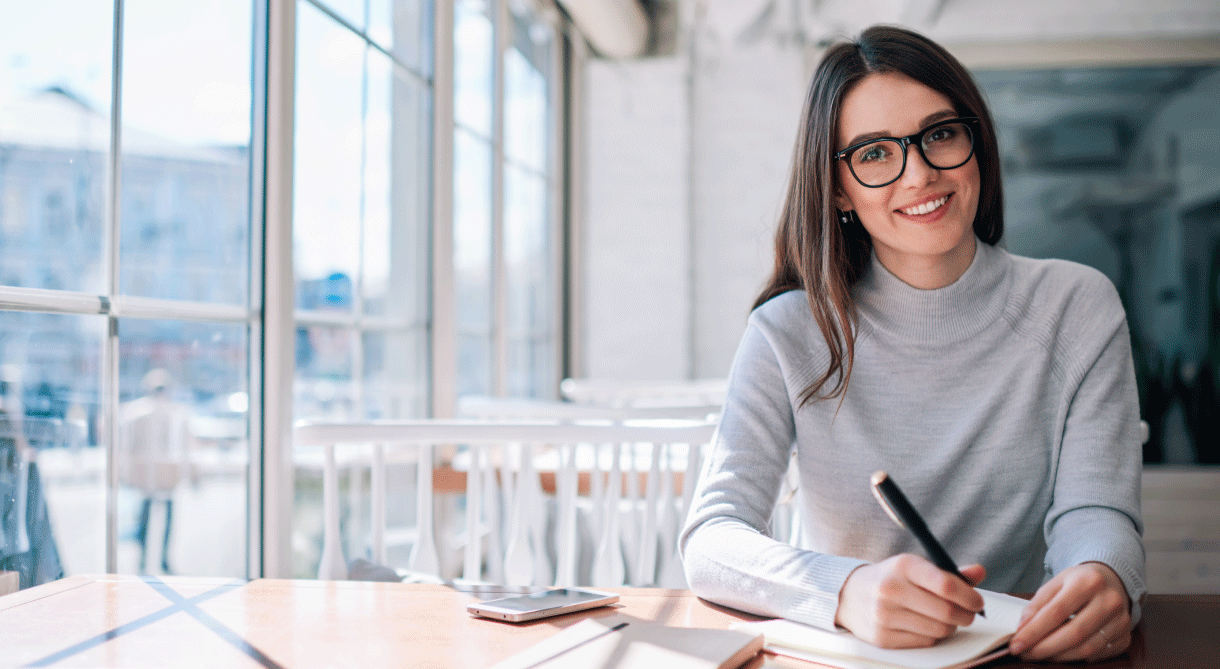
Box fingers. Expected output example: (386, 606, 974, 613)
(886, 575, 976, 629)
(836, 555, 983, 648)
(903, 556, 986, 619)
(959, 563, 987, 587)
(1048, 613, 1131, 663)
(1011, 562, 1131, 661)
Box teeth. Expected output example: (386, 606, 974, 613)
(902, 195, 948, 216)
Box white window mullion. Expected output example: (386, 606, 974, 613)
(354, 44, 370, 419)
(431, 0, 456, 418)
(548, 19, 564, 398)
(110, 296, 253, 323)
(102, 0, 126, 575)
(0, 287, 106, 316)
(562, 21, 586, 381)
(261, 0, 298, 579)
(491, 0, 508, 397)
(247, 0, 271, 581)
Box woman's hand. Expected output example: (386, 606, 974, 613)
(1009, 562, 1131, 662)
(834, 554, 987, 648)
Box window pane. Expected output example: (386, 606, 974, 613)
(363, 50, 430, 323)
(363, 329, 427, 419)
(363, 48, 393, 316)
(506, 337, 554, 399)
(295, 3, 364, 313)
(504, 165, 553, 397)
(118, 0, 253, 305)
(457, 333, 492, 397)
(454, 129, 492, 396)
(114, 319, 249, 577)
(454, 0, 493, 136)
(0, 0, 113, 294)
(504, 24, 550, 172)
(368, 0, 433, 77)
(1, 312, 104, 585)
(295, 325, 356, 421)
(504, 165, 550, 334)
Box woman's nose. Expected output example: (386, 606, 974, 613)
(900, 144, 940, 187)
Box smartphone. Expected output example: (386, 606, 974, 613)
(467, 588, 619, 622)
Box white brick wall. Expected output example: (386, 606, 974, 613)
(583, 57, 692, 380)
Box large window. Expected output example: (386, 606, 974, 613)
(293, 0, 432, 423)
(290, 0, 435, 577)
(0, 0, 573, 585)
(0, 0, 256, 582)
(454, 0, 561, 400)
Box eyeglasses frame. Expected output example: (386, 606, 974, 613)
(833, 116, 982, 188)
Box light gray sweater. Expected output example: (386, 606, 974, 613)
(680, 237, 1145, 631)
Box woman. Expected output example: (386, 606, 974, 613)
(679, 25, 1144, 663)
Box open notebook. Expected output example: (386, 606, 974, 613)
(732, 590, 1026, 669)
(489, 614, 764, 669)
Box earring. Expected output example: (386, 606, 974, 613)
(838, 210, 852, 226)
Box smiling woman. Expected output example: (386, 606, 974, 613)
(680, 25, 1145, 665)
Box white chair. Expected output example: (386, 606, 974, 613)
(559, 378, 728, 408)
(295, 419, 716, 588)
(458, 395, 721, 422)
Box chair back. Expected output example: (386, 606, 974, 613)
(560, 378, 727, 408)
(458, 395, 720, 422)
(295, 419, 716, 588)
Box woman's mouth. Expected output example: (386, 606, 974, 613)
(898, 194, 951, 216)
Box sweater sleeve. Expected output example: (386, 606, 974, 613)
(1044, 290, 1146, 624)
(679, 319, 867, 630)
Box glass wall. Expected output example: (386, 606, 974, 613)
(453, 0, 561, 400)
(1, 0, 573, 585)
(0, 0, 256, 585)
(976, 63, 1220, 465)
(291, 0, 434, 577)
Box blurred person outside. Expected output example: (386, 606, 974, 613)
(118, 368, 194, 575)
(0, 364, 64, 588)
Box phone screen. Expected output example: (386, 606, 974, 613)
(487, 589, 609, 612)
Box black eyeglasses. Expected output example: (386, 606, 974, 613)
(834, 117, 980, 188)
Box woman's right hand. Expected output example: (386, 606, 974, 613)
(834, 554, 987, 648)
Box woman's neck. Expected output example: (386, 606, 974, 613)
(873, 236, 977, 290)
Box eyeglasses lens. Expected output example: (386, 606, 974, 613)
(849, 122, 974, 187)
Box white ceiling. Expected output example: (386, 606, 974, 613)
(699, 0, 1220, 46)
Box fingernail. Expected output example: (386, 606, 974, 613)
(1009, 641, 1025, 654)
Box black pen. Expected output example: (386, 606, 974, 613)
(870, 470, 986, 618)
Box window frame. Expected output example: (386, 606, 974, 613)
(0, 0, 580, 580)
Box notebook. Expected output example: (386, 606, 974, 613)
(732, 590, 1026, 669)
(489, 614, 765, 669)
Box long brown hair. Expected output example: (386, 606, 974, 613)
(754, 25, 1004, 406)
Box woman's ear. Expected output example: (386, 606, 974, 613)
(834, 192, 853, 213)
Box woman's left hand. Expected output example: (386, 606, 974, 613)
(1008, 561, 1131, 662)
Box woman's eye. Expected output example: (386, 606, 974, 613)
(926, 127, 956, 144)
(857, 145, 889, 163)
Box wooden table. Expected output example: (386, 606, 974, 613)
(0, 575, 1216, 668)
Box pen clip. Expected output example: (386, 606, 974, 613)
(870, 471, 907, 530)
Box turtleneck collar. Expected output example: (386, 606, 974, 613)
(854, 236, 1011, 345)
